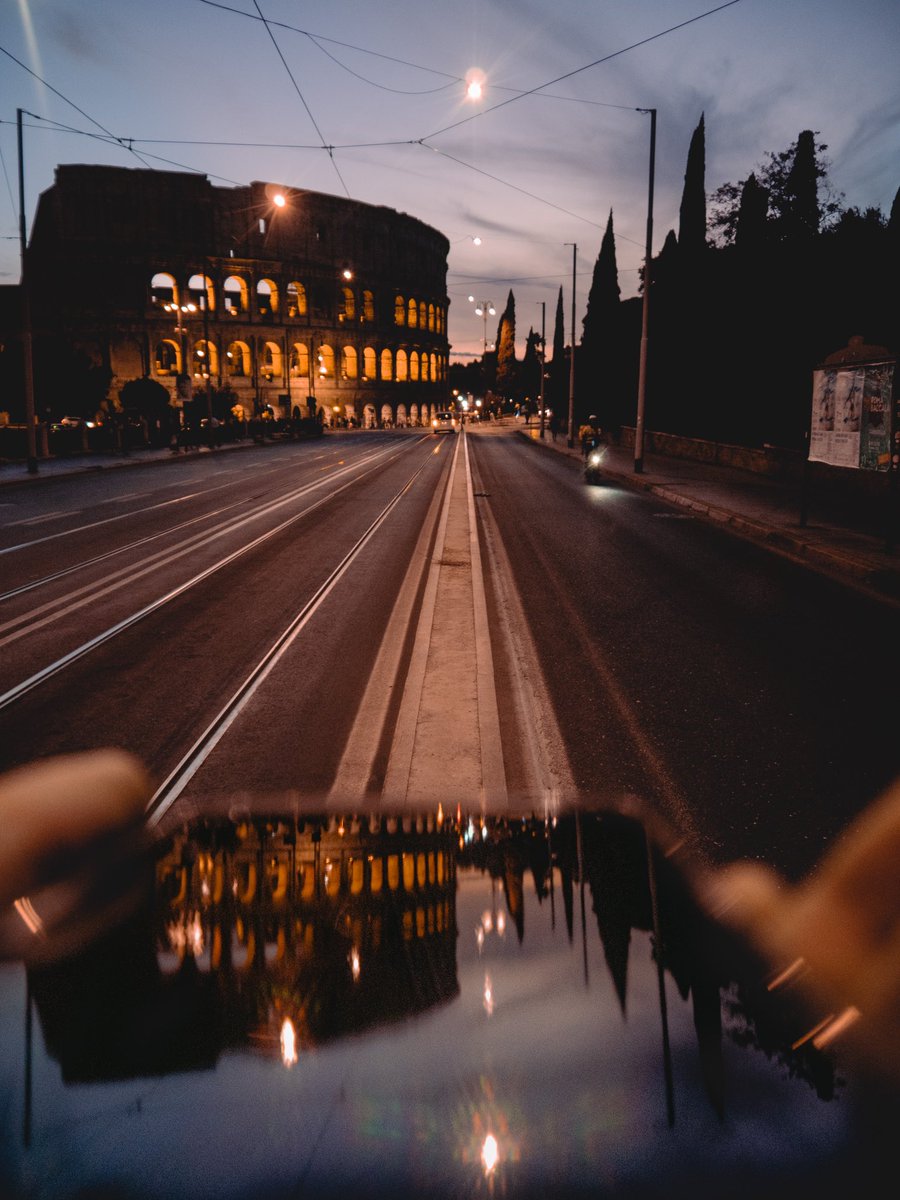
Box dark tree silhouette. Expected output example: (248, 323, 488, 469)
(579, 210, 621, 430)
(734, 173, 770, 253)
(546, 286, 567, 425)
(494, 289, 517, 400)
(678, 113, 707, 258)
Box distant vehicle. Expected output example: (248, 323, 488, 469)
(432, 411, 458, 434)
(584, 445, 607, 484)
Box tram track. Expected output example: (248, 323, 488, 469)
(0, 438, 429, 714)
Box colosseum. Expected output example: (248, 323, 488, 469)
(24, 164, 451, 428)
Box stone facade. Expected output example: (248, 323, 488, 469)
(24, 164, 450, 427)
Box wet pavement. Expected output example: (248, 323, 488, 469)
(3, 425, 899, 606)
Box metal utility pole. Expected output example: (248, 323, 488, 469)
(537, 301, 546, 439)
(565, 243, 577, 447)
(634, 107, 656, 474)
(17, 109, 38, 474)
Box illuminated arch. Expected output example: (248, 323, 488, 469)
(396, 349, 408, 381)
(188, 272, 215, 312)
(340, 286, 356, 322)
(290, 342, 309, 378)
(223, 275, 248, 315)
(257, 278, 278, 316)
(318, 344, 335, 378)
(287, 280, 307, 317)
(428, 303, 435, 331)
(225, 340, 251, 377)
(193, 338, 218, 379)
(410, 351, 420, 382)
(155, 338, 180, 376)
(150, 271, 176, 307)
(261, 340, 283, 381)
(341, 345, 358, 380)
(362, 347, 376, 380)
(394, 296, 405, 325)
(407, 299, 418, 328)
(363, 290, 375, 321)
(380, 348, 393, 380)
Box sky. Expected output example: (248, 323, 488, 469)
(1, 0, 897, 361)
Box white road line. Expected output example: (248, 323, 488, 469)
(146, 452, 434, 826)
(10, 510, 72, 526)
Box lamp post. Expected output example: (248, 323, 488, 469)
(537, 300, 546, 439)
(564, 243, 577, 447)
(471, 298, 496, 357)
(163, 299, 197, 424)
(634, 107, 656, 474)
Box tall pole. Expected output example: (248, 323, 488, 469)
(538, 300, 546, 439)
(17, 110, 38, 474)
(634, 107, 656, 474)
(565, 243, 577, 447)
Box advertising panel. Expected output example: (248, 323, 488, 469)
(809, 361, 895, 470)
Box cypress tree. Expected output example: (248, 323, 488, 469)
(735, 173, 769, 253)
(678, 113, 707, 258)
(495, 289, 517, 400)
(580, 210, 621, 429)
(581, 210, 620, 345)
(783, 129, 820, 241)
(547, 286, 567, 421)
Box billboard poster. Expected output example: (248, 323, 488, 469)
(809, 361, 894, 471)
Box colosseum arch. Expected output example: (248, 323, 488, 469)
(317, 344, 335, 379)
(287, 281, 307, 317)
(340, 346, 358, 380)
(396, 349, 408, 381)
(226, 340, 251, 377)
(407, 299, 417, 328)
(188, 272, 215, 311)
(380, 348, 393, 380)
(261, 340, 283, 381)
(155, 337, 180, 376)
(150, 271, 177, 307)
(410, 351, 420, 382)
(223, 276, 248, 315)
(193, 338, 218, 379)
(290, 342, 309, 378)
(395, 296, 405, 325)
(257, 278, 279, 316)
(362, 347, 376, 380)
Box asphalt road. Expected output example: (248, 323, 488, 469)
(2, 425, 898, 880)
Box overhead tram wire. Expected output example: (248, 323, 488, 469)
(198, 0, 463, 94)
(0, 44, 155, 171)
(419, 0, 746, 142)
(250, 0, 350, 198)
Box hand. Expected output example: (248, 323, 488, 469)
(707, 774, 900, 1082)
(0, 750, 152, 964)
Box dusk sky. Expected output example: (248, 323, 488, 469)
(1, 1, 897, 360)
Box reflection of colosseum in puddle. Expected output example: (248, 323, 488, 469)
(159, 813, 460, 1061)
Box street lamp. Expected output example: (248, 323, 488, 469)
(163, 299, 197, 414)
(470, 298, 496, 356)
(536, 300, 546, 440)
(564, 243, 577, 447)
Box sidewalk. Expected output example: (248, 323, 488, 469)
(518, 425, 900, 607)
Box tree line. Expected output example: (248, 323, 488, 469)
(452, 118, 899, 451)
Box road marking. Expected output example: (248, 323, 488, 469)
(10, 510, 73, 526)
(146, 450, 435, 827)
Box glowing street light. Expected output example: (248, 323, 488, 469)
(471, 298, 496, 357)
(465, 68, 486, 100)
